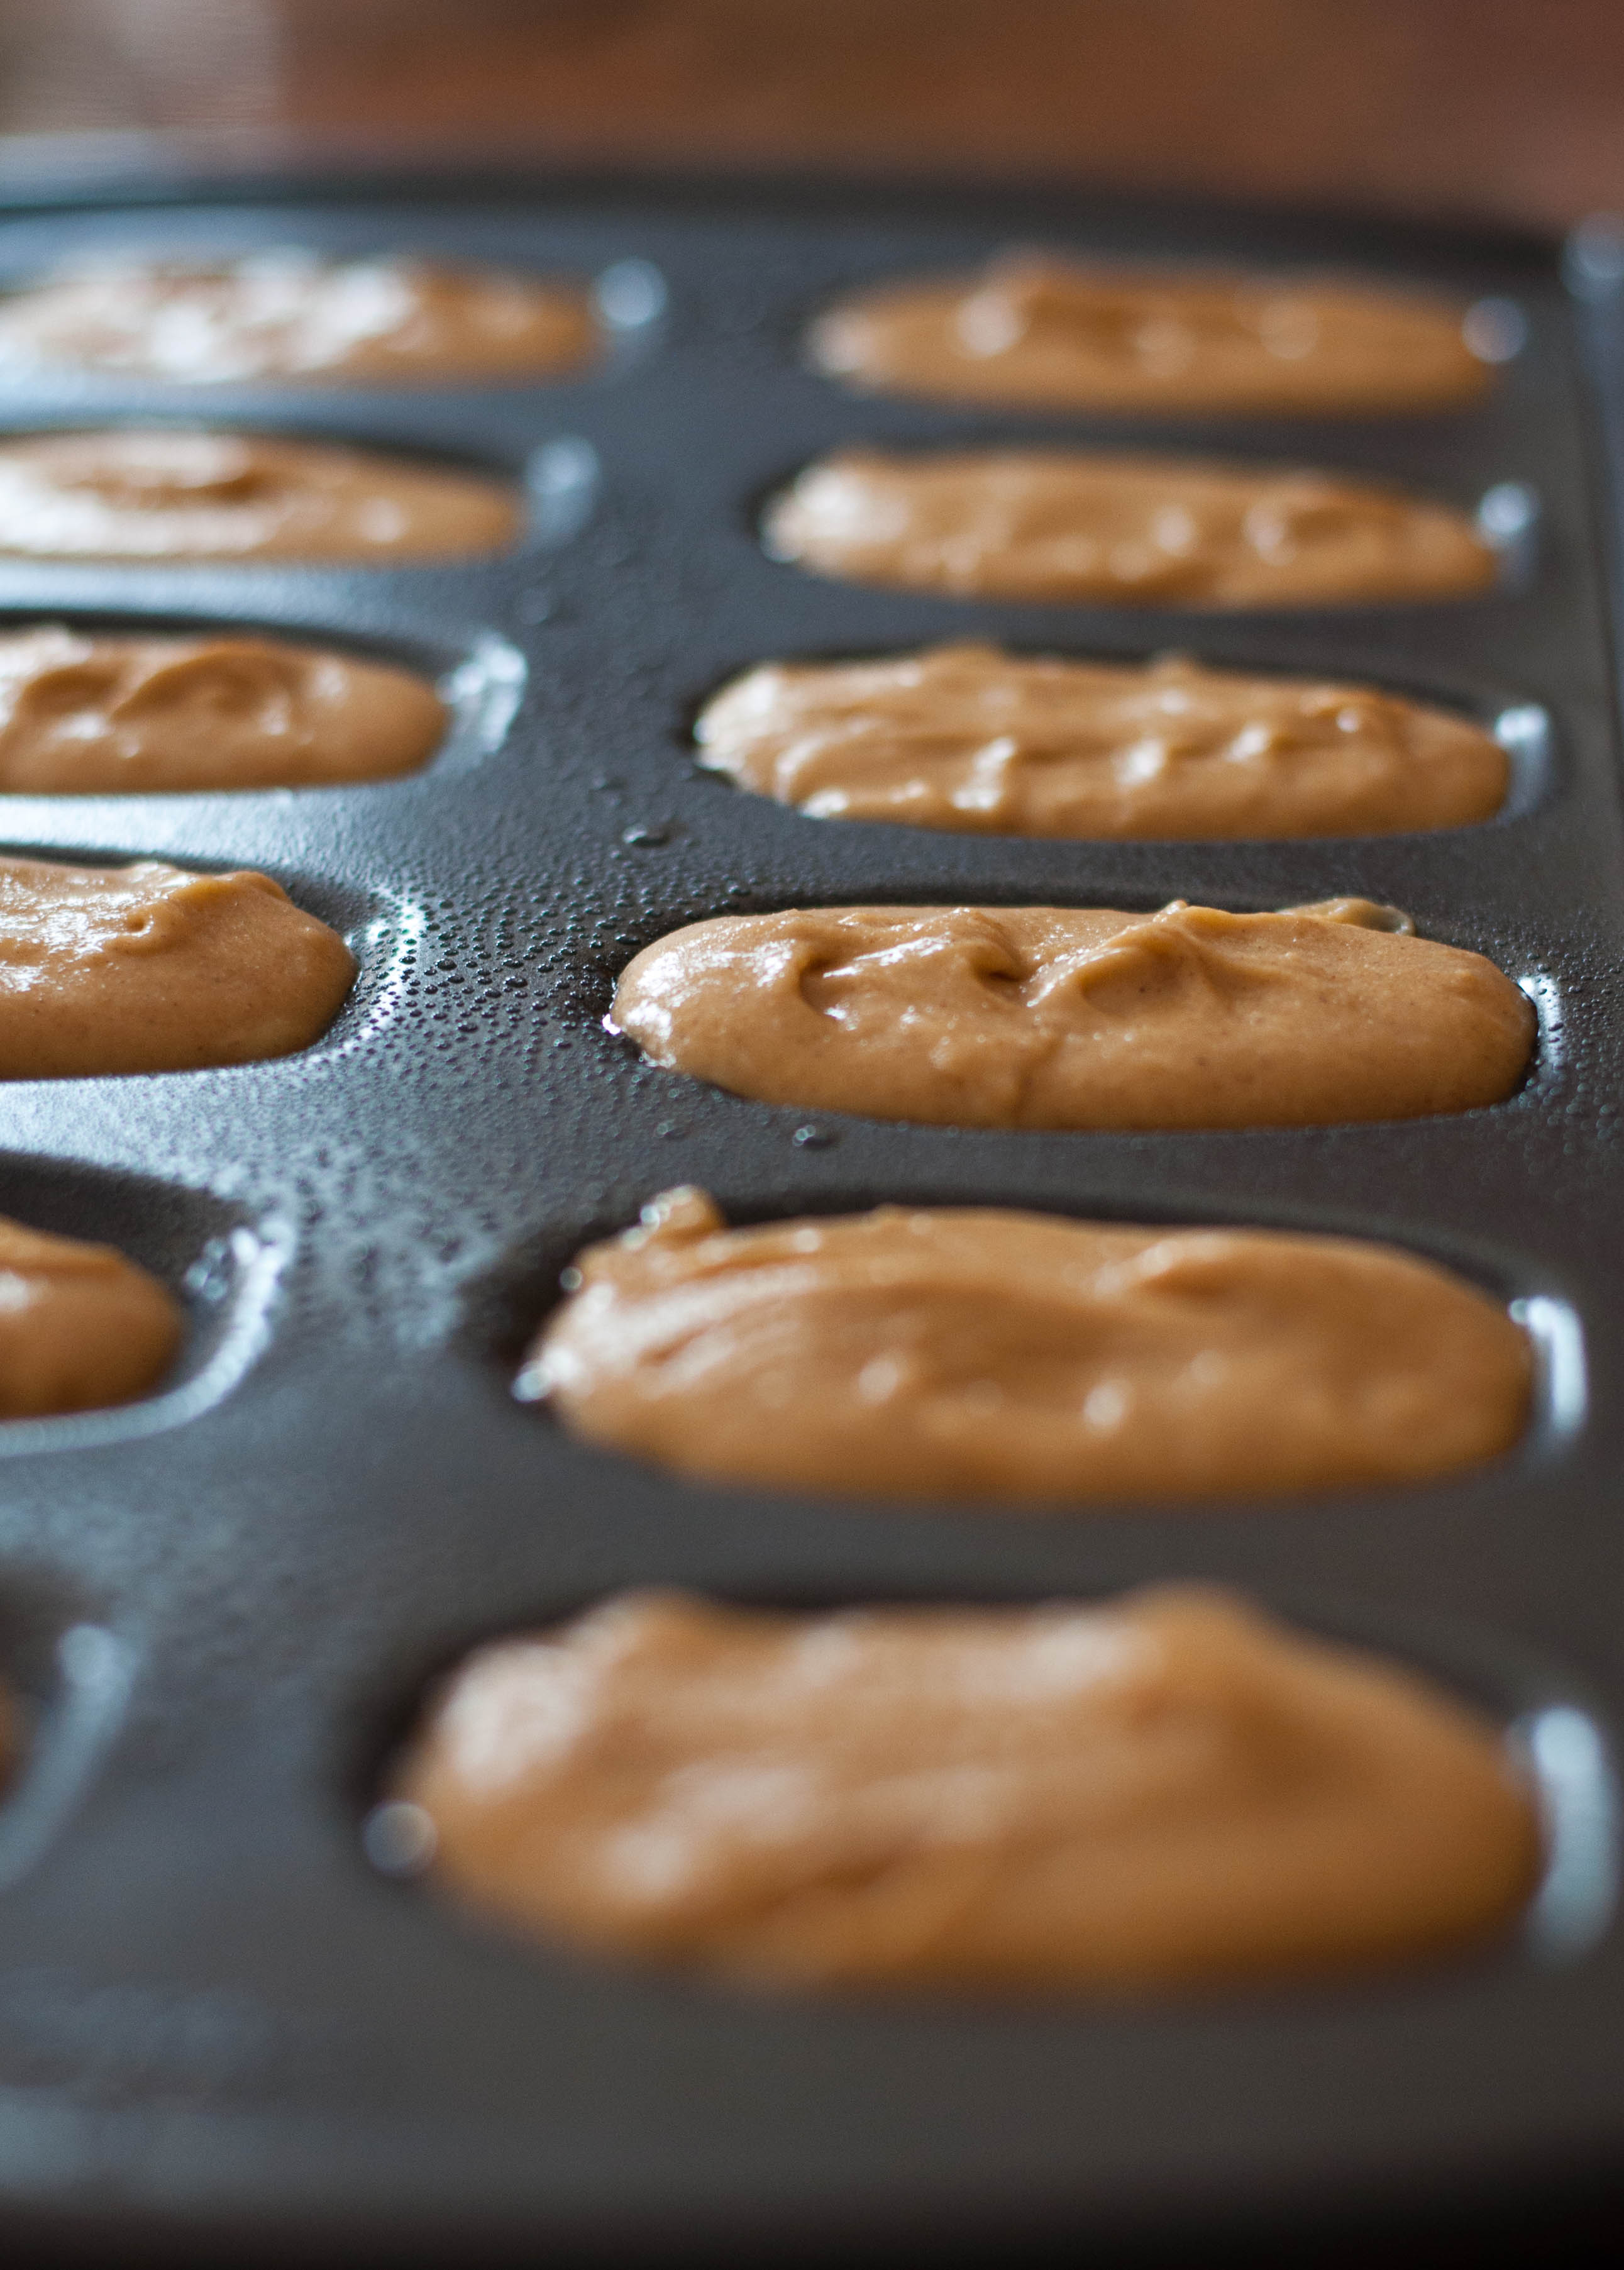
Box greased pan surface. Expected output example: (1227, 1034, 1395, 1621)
(0, 172, 1620, 2259)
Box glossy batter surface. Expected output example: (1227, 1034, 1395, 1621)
(613, 898, 1534, 1130)
(0, 429, 520, 563)
(521, 1188, 1531, 1499)
(697, 644, 1509, 838)
(0, 853, 356, 1077)
(0, 252, 598, 384)
(809, 255, 1491, 416)
(396, 1585, 1540, 1991)
(0, 624, 446, 794)
(764, 448, 1496, 607)
(0, 1211, 183, 1417)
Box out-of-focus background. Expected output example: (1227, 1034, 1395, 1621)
(0, 0, 1622, 231)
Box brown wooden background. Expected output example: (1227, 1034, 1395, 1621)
(1, 1, 1622, 233)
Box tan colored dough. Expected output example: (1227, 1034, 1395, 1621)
(697, 644, 1509, 838)
(613, 899, 1535, 1130)
(522, 1188, 1531, 1500)
(809, 255, 1491, 416)
(0, 1211, 183, 1416)
(764, 448, 1496, 607)
(0, 625, 446, 794)
(0, 252, 599, 385)
(0, 853, 356, 1076)
(0, 429, 520, 563)
(395, 1585, 1540, 1991)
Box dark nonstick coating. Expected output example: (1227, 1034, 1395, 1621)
(0, 170, 1620, 2262)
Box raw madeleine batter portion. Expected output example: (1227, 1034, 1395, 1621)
(0, 429, 519, 564)
(521, 1188, 1531, 1499)
(0, 853, 356, 1077)
(763, 448, 1496, 608)
(613, 899, 1534, 1130)
(698, 644, 1509, 838)
(809, 254, 1492, 417)
(394, 1585, 1541, 1990)
(0, 1211, 182, 1416)
(0, 251, 599, 385)
(0, 624, 446, 794)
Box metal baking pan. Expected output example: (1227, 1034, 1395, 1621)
(0, 168, 1621, 2262)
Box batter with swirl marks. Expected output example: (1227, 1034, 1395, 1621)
(765, 448, 1496, 607)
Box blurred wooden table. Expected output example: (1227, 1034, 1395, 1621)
(1, 0, 1621, 234)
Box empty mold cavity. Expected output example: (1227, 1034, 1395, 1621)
(0, 1576, 134, 1896)
(0, 1153, 289, 1455)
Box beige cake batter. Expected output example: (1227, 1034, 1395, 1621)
(0, 251, 599, 385)
(0, 1211, 183, 1416)
(395, 1584, 1540, 1990)
(521, 1188, 1531, 1500)
(0, 852, 356, 1076)
(696, 644, 1510, 838)
(0, 624, 447, 794)
(809, 255, 1493, 416)
(0, 429, 521, 564)
(612, 898, 1534, 1130)
(763, 448, 1496, 607)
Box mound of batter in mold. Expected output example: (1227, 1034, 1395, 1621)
(392, 1584, 1540, 1991)
(765, 448, 1497, 607)
(519, 1188, 1531, 1501)
(0, 852, 355, 1075)
(809, 254, 1494, 417)
(697, 645, 1510, 838)
(0, 624, 446, 794)
(0, 429, 520, 564)
(612, 898, 1535, 1131)
(0, 250, 599, 385)
(0, 1211, 182, 1417)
